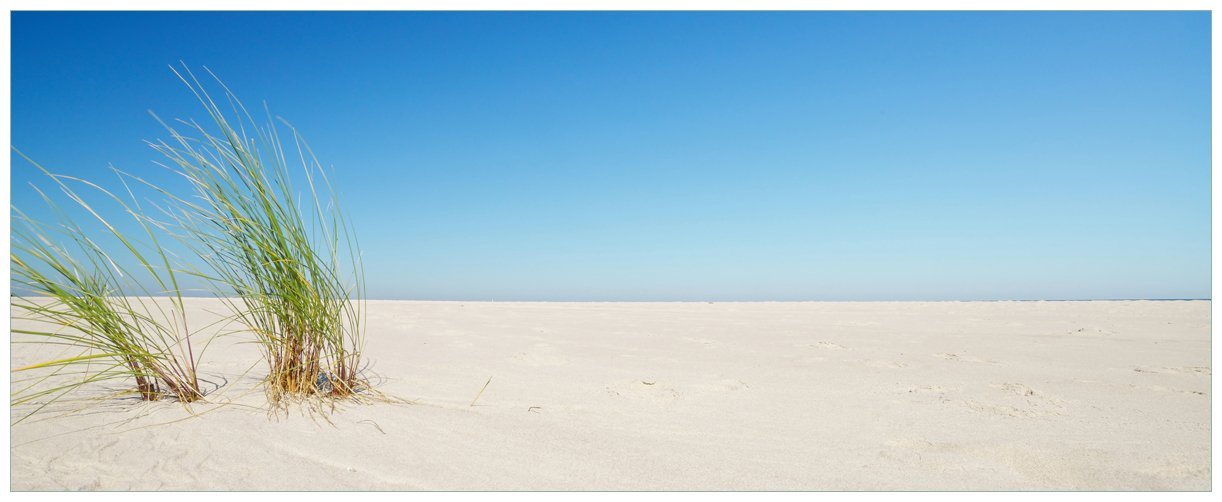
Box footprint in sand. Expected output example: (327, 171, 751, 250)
(794, 341, 848, 350)
(879, 438, 960, 463)
(1130, 384, 1208, 396)
(605, 380, 681, 404)
(995, 382, 1041, 397)
(898, 385, 956, 405)
(1066, 327, 1116, 337)
(862, 359, 908, 369)
(904, 384, 951, 394)
(1134, 366, 1211, 376)
(681, 336, 724, 349)
(689, 378, 751, 393)
(509, 343, 569, 366)
(835, 321, 881, 327)
(933, 352, 997, 364)
(959, 383, 1066, 419)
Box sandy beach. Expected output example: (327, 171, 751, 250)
(9, 299, 1211, 490)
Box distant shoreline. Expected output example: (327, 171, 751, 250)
(12, 296, 1211, 303)
(359, 298, 1214, 303)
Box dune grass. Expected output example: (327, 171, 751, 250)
(136, 65, 367, 405)
(10, 65, 367, 415)
(10, 153, 205, 418)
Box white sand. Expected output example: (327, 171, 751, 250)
(9, 299, 1211, 490)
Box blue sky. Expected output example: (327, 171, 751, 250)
(10, 11, 1211, 300)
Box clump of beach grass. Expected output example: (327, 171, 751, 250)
(140, 65, 367, 406)
(10, 153, 205, 420)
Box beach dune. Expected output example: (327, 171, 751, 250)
(9, 299, 1211, 490)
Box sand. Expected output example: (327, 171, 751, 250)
(8, 299, 1211, 490)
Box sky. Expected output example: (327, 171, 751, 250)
(10, 11, 1211, 301)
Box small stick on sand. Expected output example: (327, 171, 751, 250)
(470, 377, 493, 407)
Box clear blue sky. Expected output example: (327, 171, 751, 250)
(11, 11, 1211, 301)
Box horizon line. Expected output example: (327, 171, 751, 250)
(9, 295, 1212, 303)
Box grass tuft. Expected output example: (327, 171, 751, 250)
(137, 64, 367, 406)
(10, 152, 205, 419)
